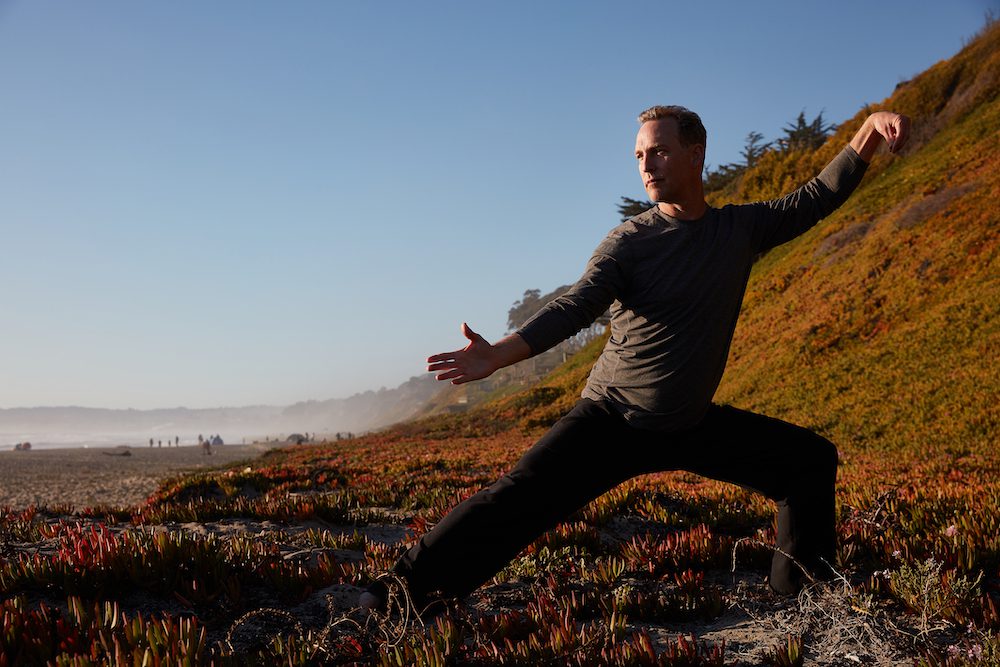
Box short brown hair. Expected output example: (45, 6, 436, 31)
(637, 105, 707, 149)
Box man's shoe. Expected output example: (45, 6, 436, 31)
(359, 576, 451, 621)
(359, 579, 388, 613)
(359, 591, 383, 610)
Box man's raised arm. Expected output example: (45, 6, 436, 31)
(427, 323, 532, 385)
(751, 110, 911, 253)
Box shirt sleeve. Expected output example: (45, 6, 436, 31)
(514, 232, 629, 355)
(750, 145, 869, 254)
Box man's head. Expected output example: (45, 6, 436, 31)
(635, 105, 706, 205)
(637, 106, 706, 149)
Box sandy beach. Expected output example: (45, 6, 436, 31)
(0, 442, 287, 511)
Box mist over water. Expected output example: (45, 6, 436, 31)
(0, 374, 442, 452)
(0, 431, 249, 451)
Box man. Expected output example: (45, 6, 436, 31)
(362, 106, 909, 612)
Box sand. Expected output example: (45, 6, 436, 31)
(0, 442, 287, 511)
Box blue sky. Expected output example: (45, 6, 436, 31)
(0, 1, 993, 409)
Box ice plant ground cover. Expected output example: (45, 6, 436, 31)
(0, 425, 998, 664)
(2, 17, 999, 667)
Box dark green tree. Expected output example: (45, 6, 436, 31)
(704, 130, 771, 193)
(778, 110, 837, 152)
(704, 162, 744, 193)
(508, 283, 609, 336)
(507, 289, 542, 331)
(740, 131, 771, 167)
(617, 196, 654, 222)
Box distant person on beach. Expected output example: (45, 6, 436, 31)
(361, 106, 910, 613)
(149, 438, 154, 448)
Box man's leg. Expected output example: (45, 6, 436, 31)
(671, 404, 839, 594)
(378, 399, 650, 608)
(364, 400, 836, 608)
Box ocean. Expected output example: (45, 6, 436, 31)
(0, 432, 247, 451)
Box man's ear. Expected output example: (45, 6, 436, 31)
(690, 144, 705, 167)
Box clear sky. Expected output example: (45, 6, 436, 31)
(0, 1, 993, 410)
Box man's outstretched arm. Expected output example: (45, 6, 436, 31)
(849, 111, 910, 162)
(427, 323, 532, 385)
(428, 234, 626, 384)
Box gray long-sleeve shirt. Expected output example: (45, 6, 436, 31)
(515, 145, 868, 432)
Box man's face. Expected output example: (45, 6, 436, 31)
(635, 118, 704, 203)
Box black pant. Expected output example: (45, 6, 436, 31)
(390, 398, 837, 599)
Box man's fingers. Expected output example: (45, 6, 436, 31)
(887, 121, 899, 152)
(427, 350, 462, 364)
(427, 360, 459, 372)
(892, 115, 910, 152)
(881, 113, 910, 154)
(434, 369, 464, 382)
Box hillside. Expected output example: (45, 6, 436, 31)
(280, 373, 441, 435)
(713, 20, 999, 455)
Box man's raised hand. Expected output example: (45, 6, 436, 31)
(427, 324, 533, 385)
(868, 111, 910, 154)
(851, 111, 911, 161)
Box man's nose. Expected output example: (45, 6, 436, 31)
(639, 154, 655, 173)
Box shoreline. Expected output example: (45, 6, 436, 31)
(0, 438, 265, 452)
(0, 441, 289, 511)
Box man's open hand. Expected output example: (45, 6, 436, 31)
(427, 324, 533, 385)
(427, 323, 499, 385)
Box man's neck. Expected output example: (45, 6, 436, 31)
(657, 199, 708, 220)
